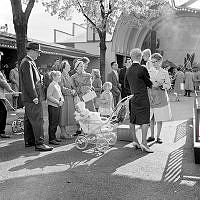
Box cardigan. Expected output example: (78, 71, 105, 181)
(47, 81, 64, 107)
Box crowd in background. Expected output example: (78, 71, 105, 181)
(1, 41, 200, 152)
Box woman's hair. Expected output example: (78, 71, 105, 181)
(79, 57, 90, 64)
(142, 49, 151, 57)
(50, 70, 61, 80)
(130, 48, 142, 61)
(92, 69, 101, 78)
(151, 53, 163, 62)
(103, 82, 112, 90)
(60, 60, 70, 72)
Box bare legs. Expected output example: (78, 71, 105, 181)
(130, 123, 153, 152)
(60, 126, 67, 138)
(149, 115, 163, 143)
(130, 123, 139, 144)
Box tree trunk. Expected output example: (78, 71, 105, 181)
(99, 32, 107, 83)
(13, 21, 27, 64)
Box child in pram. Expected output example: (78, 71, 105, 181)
(75, 101, 108, 134)
(74, 101, 116, 152)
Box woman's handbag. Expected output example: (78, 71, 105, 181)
(180, 83, 184, 90)
(82, 90, 97, 102)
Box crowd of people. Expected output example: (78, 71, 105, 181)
(0, 41, 199, 153)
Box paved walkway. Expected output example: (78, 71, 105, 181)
(1, 95, 200, 200)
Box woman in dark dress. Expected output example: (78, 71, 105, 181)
(125, 48, 153, 153)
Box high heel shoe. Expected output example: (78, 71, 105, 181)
(140, 144, 154, 153)
(132, 142, 141, 149)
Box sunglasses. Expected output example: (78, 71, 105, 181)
(151, 60, 158, 64)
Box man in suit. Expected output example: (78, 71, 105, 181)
(19, 42, 53, 151)
(125, 48, 153, 153)
(107, 61, 121, 106)
(119, 58, 132, 99)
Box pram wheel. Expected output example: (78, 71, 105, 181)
(96, 138, 109, 153)
(108, 132, 117, 146)
(75, 135, 88, 150)
(12, 120, 18, 133)
(20, 120, 24, 131)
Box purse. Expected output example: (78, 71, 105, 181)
(82, 90, 97, 102)
(180, 83, 184, 90)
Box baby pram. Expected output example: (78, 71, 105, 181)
(75, 95, 133, 153)
(4, 92, 25, 134)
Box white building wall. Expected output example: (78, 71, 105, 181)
(74, 41, 115, 78)
(154, 16, 200, 66)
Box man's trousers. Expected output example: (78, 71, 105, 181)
(23, 102, 44, 145)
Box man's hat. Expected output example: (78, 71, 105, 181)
(26, 42, 41, 52)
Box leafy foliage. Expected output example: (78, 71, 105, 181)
(42, 0, 167, 34)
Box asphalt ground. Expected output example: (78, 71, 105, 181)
(1, 94, 200, 200)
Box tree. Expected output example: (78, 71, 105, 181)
(10, 0, 36, 63)
(43, 0, 166, 82)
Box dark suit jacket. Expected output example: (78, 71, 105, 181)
(119, 67, 131, 98)
(107, 71, 121, 97)
(19, 56, 43, 103)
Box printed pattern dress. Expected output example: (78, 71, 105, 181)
(71, 72, 95, 111)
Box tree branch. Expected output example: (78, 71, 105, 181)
(76, 0, 100, 33)
(25, 0, 36, 22)
(100, 0, 105, 19)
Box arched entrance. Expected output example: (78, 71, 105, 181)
(112, 8, 200, 67)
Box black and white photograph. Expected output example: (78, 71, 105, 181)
(1, 0, 200, 199)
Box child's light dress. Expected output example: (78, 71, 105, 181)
(98, 91, 114, 116)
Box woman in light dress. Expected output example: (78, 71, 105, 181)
(71, 60, 95, 111)
(9, 62, 19, 109)
(173, 66, 185, 101)
(147, 53, 172, 144)
(91, 69, 102, 111)
(59, 60, 77, 139)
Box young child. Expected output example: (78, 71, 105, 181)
(98, 82, 114, 117)
(74, 101, 102, 134)
(47, 71, 64, 145)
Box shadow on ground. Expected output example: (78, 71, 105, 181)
(1, 119, 200, 200)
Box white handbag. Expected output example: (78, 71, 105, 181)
(82, 90, 97, 102)
(180, 83, 184, 90)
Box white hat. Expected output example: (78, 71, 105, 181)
(74, 60, 83, 70)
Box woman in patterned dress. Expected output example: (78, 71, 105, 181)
(71, 60, 95, 111)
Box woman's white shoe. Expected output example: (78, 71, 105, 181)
(140, 144, 154, 153)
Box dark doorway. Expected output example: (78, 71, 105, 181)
(116, 54, 124, 69)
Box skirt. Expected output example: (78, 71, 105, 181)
(60, 95, 76, 126)
(129, 94, 150, 125)
(150, 103, 172, 122)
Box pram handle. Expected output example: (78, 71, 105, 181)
(105, 94, 134, 124)
(4, 98, 16, 111)
(5, 92, 22, 95)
